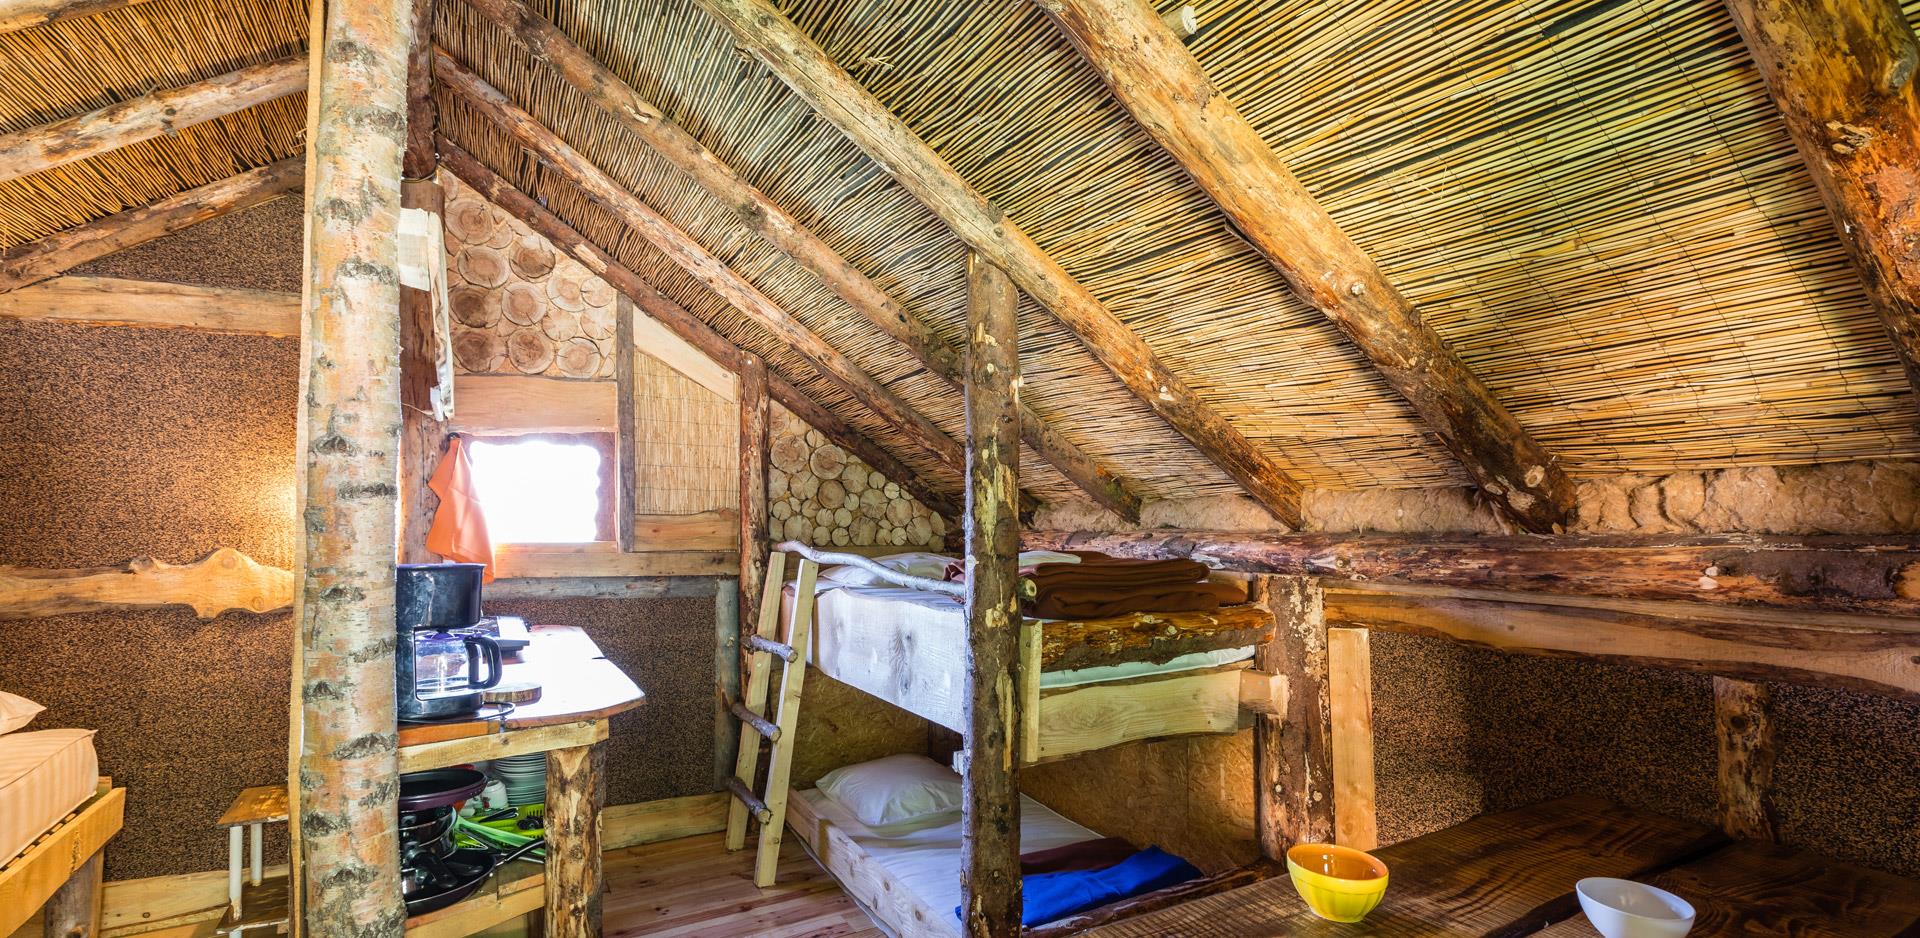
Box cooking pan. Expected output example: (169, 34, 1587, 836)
(403, 837, 545, 917)
(398, 767, 487, 812)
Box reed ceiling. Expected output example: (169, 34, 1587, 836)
(7, 0, 1919, 504)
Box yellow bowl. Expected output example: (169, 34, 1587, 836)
(1286, 843, 1389, 923)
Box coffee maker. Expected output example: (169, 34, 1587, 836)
(396, 563, 502, 721)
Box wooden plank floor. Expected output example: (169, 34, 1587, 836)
(603, 832, 884, 937)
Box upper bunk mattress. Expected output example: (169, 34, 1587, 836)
(0, 728, 98, 867)
(794, 787, 1100, 938)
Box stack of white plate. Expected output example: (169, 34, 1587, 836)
(489, 754, 547, 807)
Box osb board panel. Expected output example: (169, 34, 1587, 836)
(786, 671, 929, 791)
(481, 596, 716, 805)
(65, 197, 304, 294)
(444, 173, 618, 381)
(768, 403, 947, 548)
(633, 351, 735, 515)
(0, 320, 298, 880)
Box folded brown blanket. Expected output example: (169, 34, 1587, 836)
(1020, 837, 1139, 875)
(1030, 580, 1243, 619)
(1026, 554, 1209, 592)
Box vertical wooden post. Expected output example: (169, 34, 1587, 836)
(42, 850, 103, 938)
(1327, 627, 1377, 851)
(396, 0, 443, 564)
(960, 252, 1021, 938)
(1254, 575, 1333, 858)
(615, 295, 639, 551)
(713, 578, 742, 789)
(544, 740, 608, 937)
(739, 353, 769, 681)
(293, 0, 415, 928)
(1713, 677, 1778, 841)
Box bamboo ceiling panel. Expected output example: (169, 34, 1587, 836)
(434, 0, 1415, 498)
(1187, 0, 1920, 471)
(0, 0, 308, 248)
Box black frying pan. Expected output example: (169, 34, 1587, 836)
(398, 767, 487, 812)
(403, 838, 545, 917)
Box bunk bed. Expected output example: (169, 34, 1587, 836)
(775, 542, 1277, 764)
(0, 727, 125, 936)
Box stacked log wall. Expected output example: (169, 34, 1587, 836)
(767, 403, 947, 549)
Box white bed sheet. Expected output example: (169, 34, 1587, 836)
(0, 728, 98, 867)
(805, 584, 1253, 688)
(797, 787, 1099, 938)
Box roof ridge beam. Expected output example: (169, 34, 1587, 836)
(681, 0, 1307, 526)
(0, 55, 306, 184)
(0, 156, 304, 293)
(0, 0, 156, 33)
(434, 56, 1047, 513)
(1034, 0, 1576, 533)
(1722, 0, 1920, 411)
(438, 138, 964, 519)
(445, 0, 1143, 520)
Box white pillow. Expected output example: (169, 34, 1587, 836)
(1018, 550, 1081, 567)
(818, 552, 957, 587)
(817, 754, 964, 828)
(0, 691, 44, 735)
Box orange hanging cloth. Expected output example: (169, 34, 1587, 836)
(426, 435, 496, 582)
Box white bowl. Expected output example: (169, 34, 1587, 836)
(1576, 878, 1695, 938)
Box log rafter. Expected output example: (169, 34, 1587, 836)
(438, 138, 963, 518)
(0, 55, 305, 184)
(0, 157, 304, 293)
(0, 0, 155, 33)
(1722, 0, 1920, 409)
(1035, 0, 1575, 533)
(685, 0, 1307, 526)
(438, 4, 1143, 520)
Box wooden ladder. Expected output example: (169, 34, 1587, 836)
(725, 550, 818, 887)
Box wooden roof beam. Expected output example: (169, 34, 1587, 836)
(0, 56, 305, 184)
(1723, 0, 1920, 409)
(685, 0, 1306, 527)
(443, 0, 1143, 521)
(0, 156, 303, 293)
(0, 0, 155, 33)
(438, 59, 972, 484)
(1034, 0, 1576, 534)
(438, 139, 964, 519)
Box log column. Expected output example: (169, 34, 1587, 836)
(397, 0, 443, 563)
(960, 253, 1022, 938)
(1255, 575, 1333, 858)
(739, 354, 770, 681)
(292, 0, 415, 927)
(42, 850, 103, 938)
(545, 740, 608, 936)
(1713, 677, 1778, 841)
(1723, 0, 1920, 401)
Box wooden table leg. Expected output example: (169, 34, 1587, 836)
(43, 849, 103, 938)
(545, 738, 607, 937)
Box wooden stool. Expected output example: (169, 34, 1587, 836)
(216, 785, 289, 936)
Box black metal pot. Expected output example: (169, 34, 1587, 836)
(397, 562, 486, 630)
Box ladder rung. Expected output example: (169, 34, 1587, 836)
(730, 699, 781, 742)
(726, 777, 772, 824)
(745, 634, 797, 663)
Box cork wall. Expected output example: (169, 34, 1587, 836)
(1022, 464, 1920, 878)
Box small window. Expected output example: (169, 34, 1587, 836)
(466, 434, 613, 544)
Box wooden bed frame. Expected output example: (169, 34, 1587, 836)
(0, 777, 126, 937)
(776, 543, 1282, 764)
(786, 792, 951, 938)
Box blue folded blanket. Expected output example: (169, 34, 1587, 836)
(955, 846, 1202, 928)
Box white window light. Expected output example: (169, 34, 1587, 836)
(465, 437, 603, 544)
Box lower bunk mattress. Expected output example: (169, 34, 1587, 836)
(0, 728, 99, 867)
(791, 786, 1104, 938)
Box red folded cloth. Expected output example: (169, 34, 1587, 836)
(1020, 837, 1140, 875)
(1029, 580, 1243, 619)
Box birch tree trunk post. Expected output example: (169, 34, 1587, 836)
(1255, 575, 1333, 857)
(960, 252, 1022, 938)
(292, 0, 415, 928)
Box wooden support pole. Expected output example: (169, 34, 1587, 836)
(614, 295, 639, 552)
(960, 252, 1022, 938)
(1723, 0, 1920, 403)
(544, 741, 607, 937)
(440, 11, 1141, 521)
(1255, 575, 1333, 858)
(0, 0, 155, 33)
(1035, 0, 1574, 531)
(1713, 677, 1778, 842)
(396, 0, 443, 566)
(0, 158, 303, 293)
(1326, 627, 1376, 850)
(436, 139, 962, 518)
(437, 57, 992, 491)
(685, 0, 1307, 526)
(739, 354, 770, 681)
(1023, 529, 1920, 618)
(0, 56, 305, 184)
(292, 0, 413, 925)
(42, 849, 103, 938)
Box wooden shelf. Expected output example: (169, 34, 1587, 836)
(404, 858, 543, 938)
